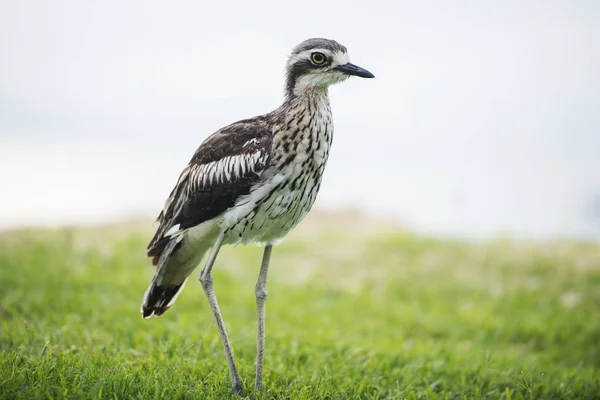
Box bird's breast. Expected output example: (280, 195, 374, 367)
(278, 106, 333, 172)
(223, 127, 332, 246)
(222, 96, 334, 245)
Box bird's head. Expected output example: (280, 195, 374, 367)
(284, 38, 374, 98)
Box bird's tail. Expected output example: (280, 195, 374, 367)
(141, 277, 188, 318)
(141, 233, 211, 318)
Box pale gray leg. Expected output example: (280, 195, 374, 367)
(198, 232, 244, 397)
(254, 245, 272, 393)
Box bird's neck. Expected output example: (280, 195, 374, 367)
(281, 87, 331, 118)
(270, 87, 333, 164)
(284, 80, 330, 103)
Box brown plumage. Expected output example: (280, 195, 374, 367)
(140, 38, 374, 396)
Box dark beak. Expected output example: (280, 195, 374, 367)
(334, 63, 375, 78)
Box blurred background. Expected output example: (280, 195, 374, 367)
(2, 3, 600, 397)
(1, 0, 599, 240)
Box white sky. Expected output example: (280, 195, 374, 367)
(1, 0, 599, 239)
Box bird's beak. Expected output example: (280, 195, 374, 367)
(334, 63, 375, 78)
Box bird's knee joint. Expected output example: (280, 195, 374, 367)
(199, 273, 213, 287)
(255, 287, 268, 300)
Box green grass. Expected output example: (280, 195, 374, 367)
(1, 215, 600, 399)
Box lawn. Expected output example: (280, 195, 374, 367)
(1, 212, 599, 399)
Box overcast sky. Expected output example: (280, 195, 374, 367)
(1, 0, 599, 239)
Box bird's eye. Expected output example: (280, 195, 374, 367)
(310, 52, 326, 65)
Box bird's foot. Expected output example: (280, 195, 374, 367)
(254, 386, 262, 396)
(232, 381, 245, 398)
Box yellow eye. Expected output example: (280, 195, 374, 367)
(311, 52, 326, 65)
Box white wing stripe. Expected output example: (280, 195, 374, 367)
(187, 150, 267, 190)
(164, 223, 181, 237)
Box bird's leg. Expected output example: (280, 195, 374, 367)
(198, 232, 244, 397)
(254, 244, 272, 393)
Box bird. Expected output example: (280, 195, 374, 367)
(140, 37, 374, 397)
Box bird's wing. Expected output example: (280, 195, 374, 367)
(147, 122, 273, 264)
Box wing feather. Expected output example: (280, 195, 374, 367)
(147, 122, 273, 263)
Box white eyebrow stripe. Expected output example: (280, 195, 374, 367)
(287, 48, 351, 71)
(288, 48, 332, 65)
(331, 51, 350, 67)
